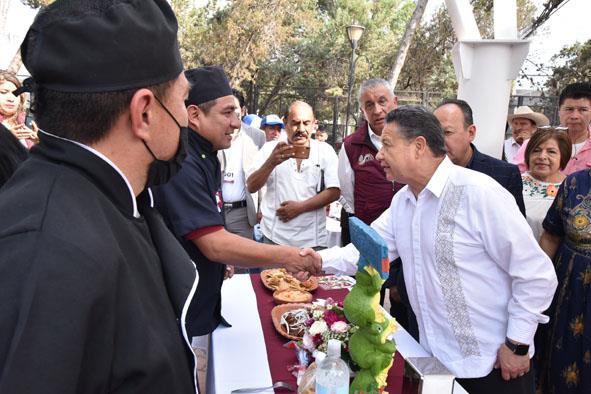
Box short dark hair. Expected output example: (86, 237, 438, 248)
(232, 88, 246, 108)
(386, 105, 446, 157)
(436, 99, 474, 128)
(559, 82, 591, 107)
(197, 99, 217, 115)
(33, 79, 174, 145)
(524, 128, 572, 170)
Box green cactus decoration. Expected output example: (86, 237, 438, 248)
(344, 218, 397, 393)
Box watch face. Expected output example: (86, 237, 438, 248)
(515, 345, 529, 356)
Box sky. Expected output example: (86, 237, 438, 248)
(2, 0, 590, 87)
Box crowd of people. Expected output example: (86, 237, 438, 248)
(0, 1, 590, 394)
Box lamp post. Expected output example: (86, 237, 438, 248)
(344, 23, 365, 137)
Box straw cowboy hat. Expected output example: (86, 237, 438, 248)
(507, 106, 550, 126)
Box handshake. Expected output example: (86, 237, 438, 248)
(282, 246, 323, 281)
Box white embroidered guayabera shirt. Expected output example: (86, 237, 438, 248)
(320, 156, 557, 378)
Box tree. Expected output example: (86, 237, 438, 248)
(545, 40, 591, 95)
(173, 0, 318, 86)
(387, 0, 429, 90)
(253, 0, 413, 116)
(521, 0, 569, 38)
(395, 0, 538, 99)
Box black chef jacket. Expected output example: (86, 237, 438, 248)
(0, 131, 197, 394)
(152, 130, 230, 337)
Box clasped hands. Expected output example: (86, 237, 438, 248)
(285, 247, 322, 281)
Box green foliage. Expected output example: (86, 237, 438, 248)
(173, 0, 538, 117)
(398, 0, 537, 97)
(546, 40, 591, 95)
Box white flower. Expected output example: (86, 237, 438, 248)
(312, 310, 324, 319)
(309, 320, 328, 336)
(302, 332, 315, 350)
(331, 321, 349, 333)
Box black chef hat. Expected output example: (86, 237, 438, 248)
(20, 0, 183, 93)
(185, 66, 233, 106)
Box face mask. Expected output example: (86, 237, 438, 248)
(144, 96, 188, 187)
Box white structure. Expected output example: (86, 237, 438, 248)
(0, 0, 36, 75)
(445, 0, 530, 159)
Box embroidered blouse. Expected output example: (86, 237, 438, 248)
(521, 172, 562, 240)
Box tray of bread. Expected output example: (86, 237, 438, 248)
(271, 303, 313, 340)
(273, 289, 313, 305)
(261, 268, 318, 292)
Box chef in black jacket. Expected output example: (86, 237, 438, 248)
(0, 1, 199, 393)
(152, 67, 322, 339)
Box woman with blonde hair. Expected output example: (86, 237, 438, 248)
(0, 70, 38, 148)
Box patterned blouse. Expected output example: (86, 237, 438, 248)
(522, 172, 562, 240)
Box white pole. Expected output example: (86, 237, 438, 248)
(444, 0, 481, 40)
(493, 0, 518, 39)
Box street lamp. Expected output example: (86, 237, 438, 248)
(344, 23, 365, 137)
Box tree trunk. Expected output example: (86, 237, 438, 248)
(258, 73, 290, 114)
(387, 0, 429, 90)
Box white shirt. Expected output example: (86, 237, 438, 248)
(241, 122, 266, 149)
(504, 137, 520, 164)
(338, 125, 382, 213)
(320, 157, 557, 378)
(572, 140, 586, 157)
(248, 139, 339, 247)
(221, 133, 247, 203)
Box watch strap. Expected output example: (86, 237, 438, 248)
(505, 338, 529, 356)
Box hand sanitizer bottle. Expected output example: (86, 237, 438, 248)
(315, 339, 349, 394)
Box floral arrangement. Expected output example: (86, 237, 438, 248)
(300, 298, 358, 364)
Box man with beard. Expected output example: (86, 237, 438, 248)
(247, 101, 340, 249)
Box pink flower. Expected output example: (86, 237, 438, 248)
(331, 321, 349, 333)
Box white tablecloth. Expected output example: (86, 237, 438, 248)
(209, 274, 468, 394)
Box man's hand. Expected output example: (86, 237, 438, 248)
(267, 142, 294, 167)
(224, 265, 235, 280)
(277, 200, 304, 222)
(282, 247, 322, 279)
(494, 343, 530, 380)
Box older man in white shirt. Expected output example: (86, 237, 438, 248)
(319, 106, 557, 394)
(247, 101, 340, 249)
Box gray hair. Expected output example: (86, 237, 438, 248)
(385, 105, 447, 157)
(357, 78, 394, 107)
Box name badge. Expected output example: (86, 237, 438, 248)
(223, 171, 235, 184)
